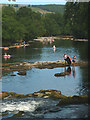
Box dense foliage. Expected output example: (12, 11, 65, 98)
(64, 2, 88, 38)
(2, 6, 64, 46)
(2, 2, 88, 46)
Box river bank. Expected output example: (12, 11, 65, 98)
(34, 36, 88, 42)
(0, 43, 30, 50)
(1, 36, 88, 49)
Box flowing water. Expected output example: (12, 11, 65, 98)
(1, 39, 88, 119)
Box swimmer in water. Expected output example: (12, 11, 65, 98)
(53, 45, 55, 52)
(63, 54, 67, 65)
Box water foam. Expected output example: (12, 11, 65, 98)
(1, 100, 42, 112)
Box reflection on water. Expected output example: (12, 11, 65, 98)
(2, 40, 88, 96)
(64, 66, 76, 78)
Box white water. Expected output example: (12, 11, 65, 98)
(1, 100, 43, 112)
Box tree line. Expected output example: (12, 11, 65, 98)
(2, 2, 88, 46)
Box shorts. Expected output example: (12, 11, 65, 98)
(72, 60, 75, 63)
(64, 59, 67, 61)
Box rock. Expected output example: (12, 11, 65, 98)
(32, 92, 44, 97)
(0, 91, 28, 99)
(54, 72, 70, 77)
(10, 74, 16, 76)
(57, 95, 88, 106)
(9, 111, 24, 118)
(49, 92, 65, 99)
(27, 93, 33, 97)
(43, 96, 49, 98)
(17, 71, 26, 76)
(2, 60, 88, 72)
(0, 90, 88, 105)
(1, 91, 9, 99)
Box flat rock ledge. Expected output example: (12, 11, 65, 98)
(0, 90, 61, 99)
(0, 90, 88, 106)
(2, 60, 88, 72)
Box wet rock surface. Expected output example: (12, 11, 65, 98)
(44, 104, 88, 119)
(0, 89, 62, 99)
(0, 90, 88, 105)
(54, 72, 70, 77)
(2, 60, 88, 72)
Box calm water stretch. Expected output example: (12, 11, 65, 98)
(1, 39, 88, 119)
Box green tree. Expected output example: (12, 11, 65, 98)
(64, 2, 88, 38)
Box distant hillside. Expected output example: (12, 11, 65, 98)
(7, 4, 65, 14)
(32, 4, 65, 14)
(8, 5, 55, 14)
(30, 6, 54, 14)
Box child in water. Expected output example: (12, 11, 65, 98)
(63, 54, 67, 65)
(72, 56, 76, 66)
(53, 45, 56, 52)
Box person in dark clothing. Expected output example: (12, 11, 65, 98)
(66, 56, 72, 66)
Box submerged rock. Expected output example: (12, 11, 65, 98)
(54, 72, 70, 77)
(10, 74, 16, 76)
(8, 111, 24, 118)
(17, 71, 26, 76)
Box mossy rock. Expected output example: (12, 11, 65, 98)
(57, 95, 88, 106)
(54, 72, 70, 77)
(49, 91, 66, 99)
(2, 91, 9, 99)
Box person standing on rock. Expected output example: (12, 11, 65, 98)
(66, 56, 72, 66)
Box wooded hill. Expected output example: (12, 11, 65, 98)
(32, 4, 65, 14)
(2, 2, 88, 46)
(29, 6, 54, 14)
(9, 4, 65, 15)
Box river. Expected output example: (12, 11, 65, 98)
(1, 39, 88, 119)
